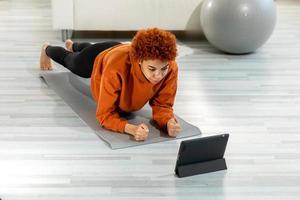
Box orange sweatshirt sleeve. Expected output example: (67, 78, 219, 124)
(149, 63, 178, 130)
(95, 71, 128, 133)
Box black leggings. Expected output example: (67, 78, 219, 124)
(45, 41, 122, 78)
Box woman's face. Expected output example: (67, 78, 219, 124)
(139, 59, 169, 84)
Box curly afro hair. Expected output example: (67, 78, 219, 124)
(130, 27, 177, 62)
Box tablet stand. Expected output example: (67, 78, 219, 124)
(176, 158, 227, 178)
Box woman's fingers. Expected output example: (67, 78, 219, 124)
(168, 121, 181, 130)
(134, 126, 148, 141)
(140, 123, 149, 132)
(169, 132, 177, 137)
(168, 118, 180, 127)
(168, 120, 182, 137)
(169, 128, 181, 133)
(168, 124, 180, 129)
(135, 135, 147, 141)
(133, 123, 149, 141)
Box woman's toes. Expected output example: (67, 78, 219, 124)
(65, 39, 73, 52)
(40, 42, 52, 70)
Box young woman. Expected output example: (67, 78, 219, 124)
(40, 27, 181, 141)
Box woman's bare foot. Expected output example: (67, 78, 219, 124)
(65, 39, 73, 52)
(39, 42, 52, 70)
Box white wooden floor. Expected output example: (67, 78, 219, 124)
(0, 0, 300, 199)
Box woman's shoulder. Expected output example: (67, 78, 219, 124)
(104, 43, 131, 62)
(105, 43, 131, 59)
(103, 43, 132, 75)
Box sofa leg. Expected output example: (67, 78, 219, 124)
(61, 29, 73, 41)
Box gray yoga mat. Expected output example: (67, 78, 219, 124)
(39, 72, 201, 149)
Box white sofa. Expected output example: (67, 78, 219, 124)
(51, 0, 204, 40)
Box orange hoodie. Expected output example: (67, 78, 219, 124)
(90, 43, 178, 133)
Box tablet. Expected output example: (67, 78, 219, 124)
(175, 133, 229, 177)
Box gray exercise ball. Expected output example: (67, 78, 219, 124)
(200, 0, 277, 54)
